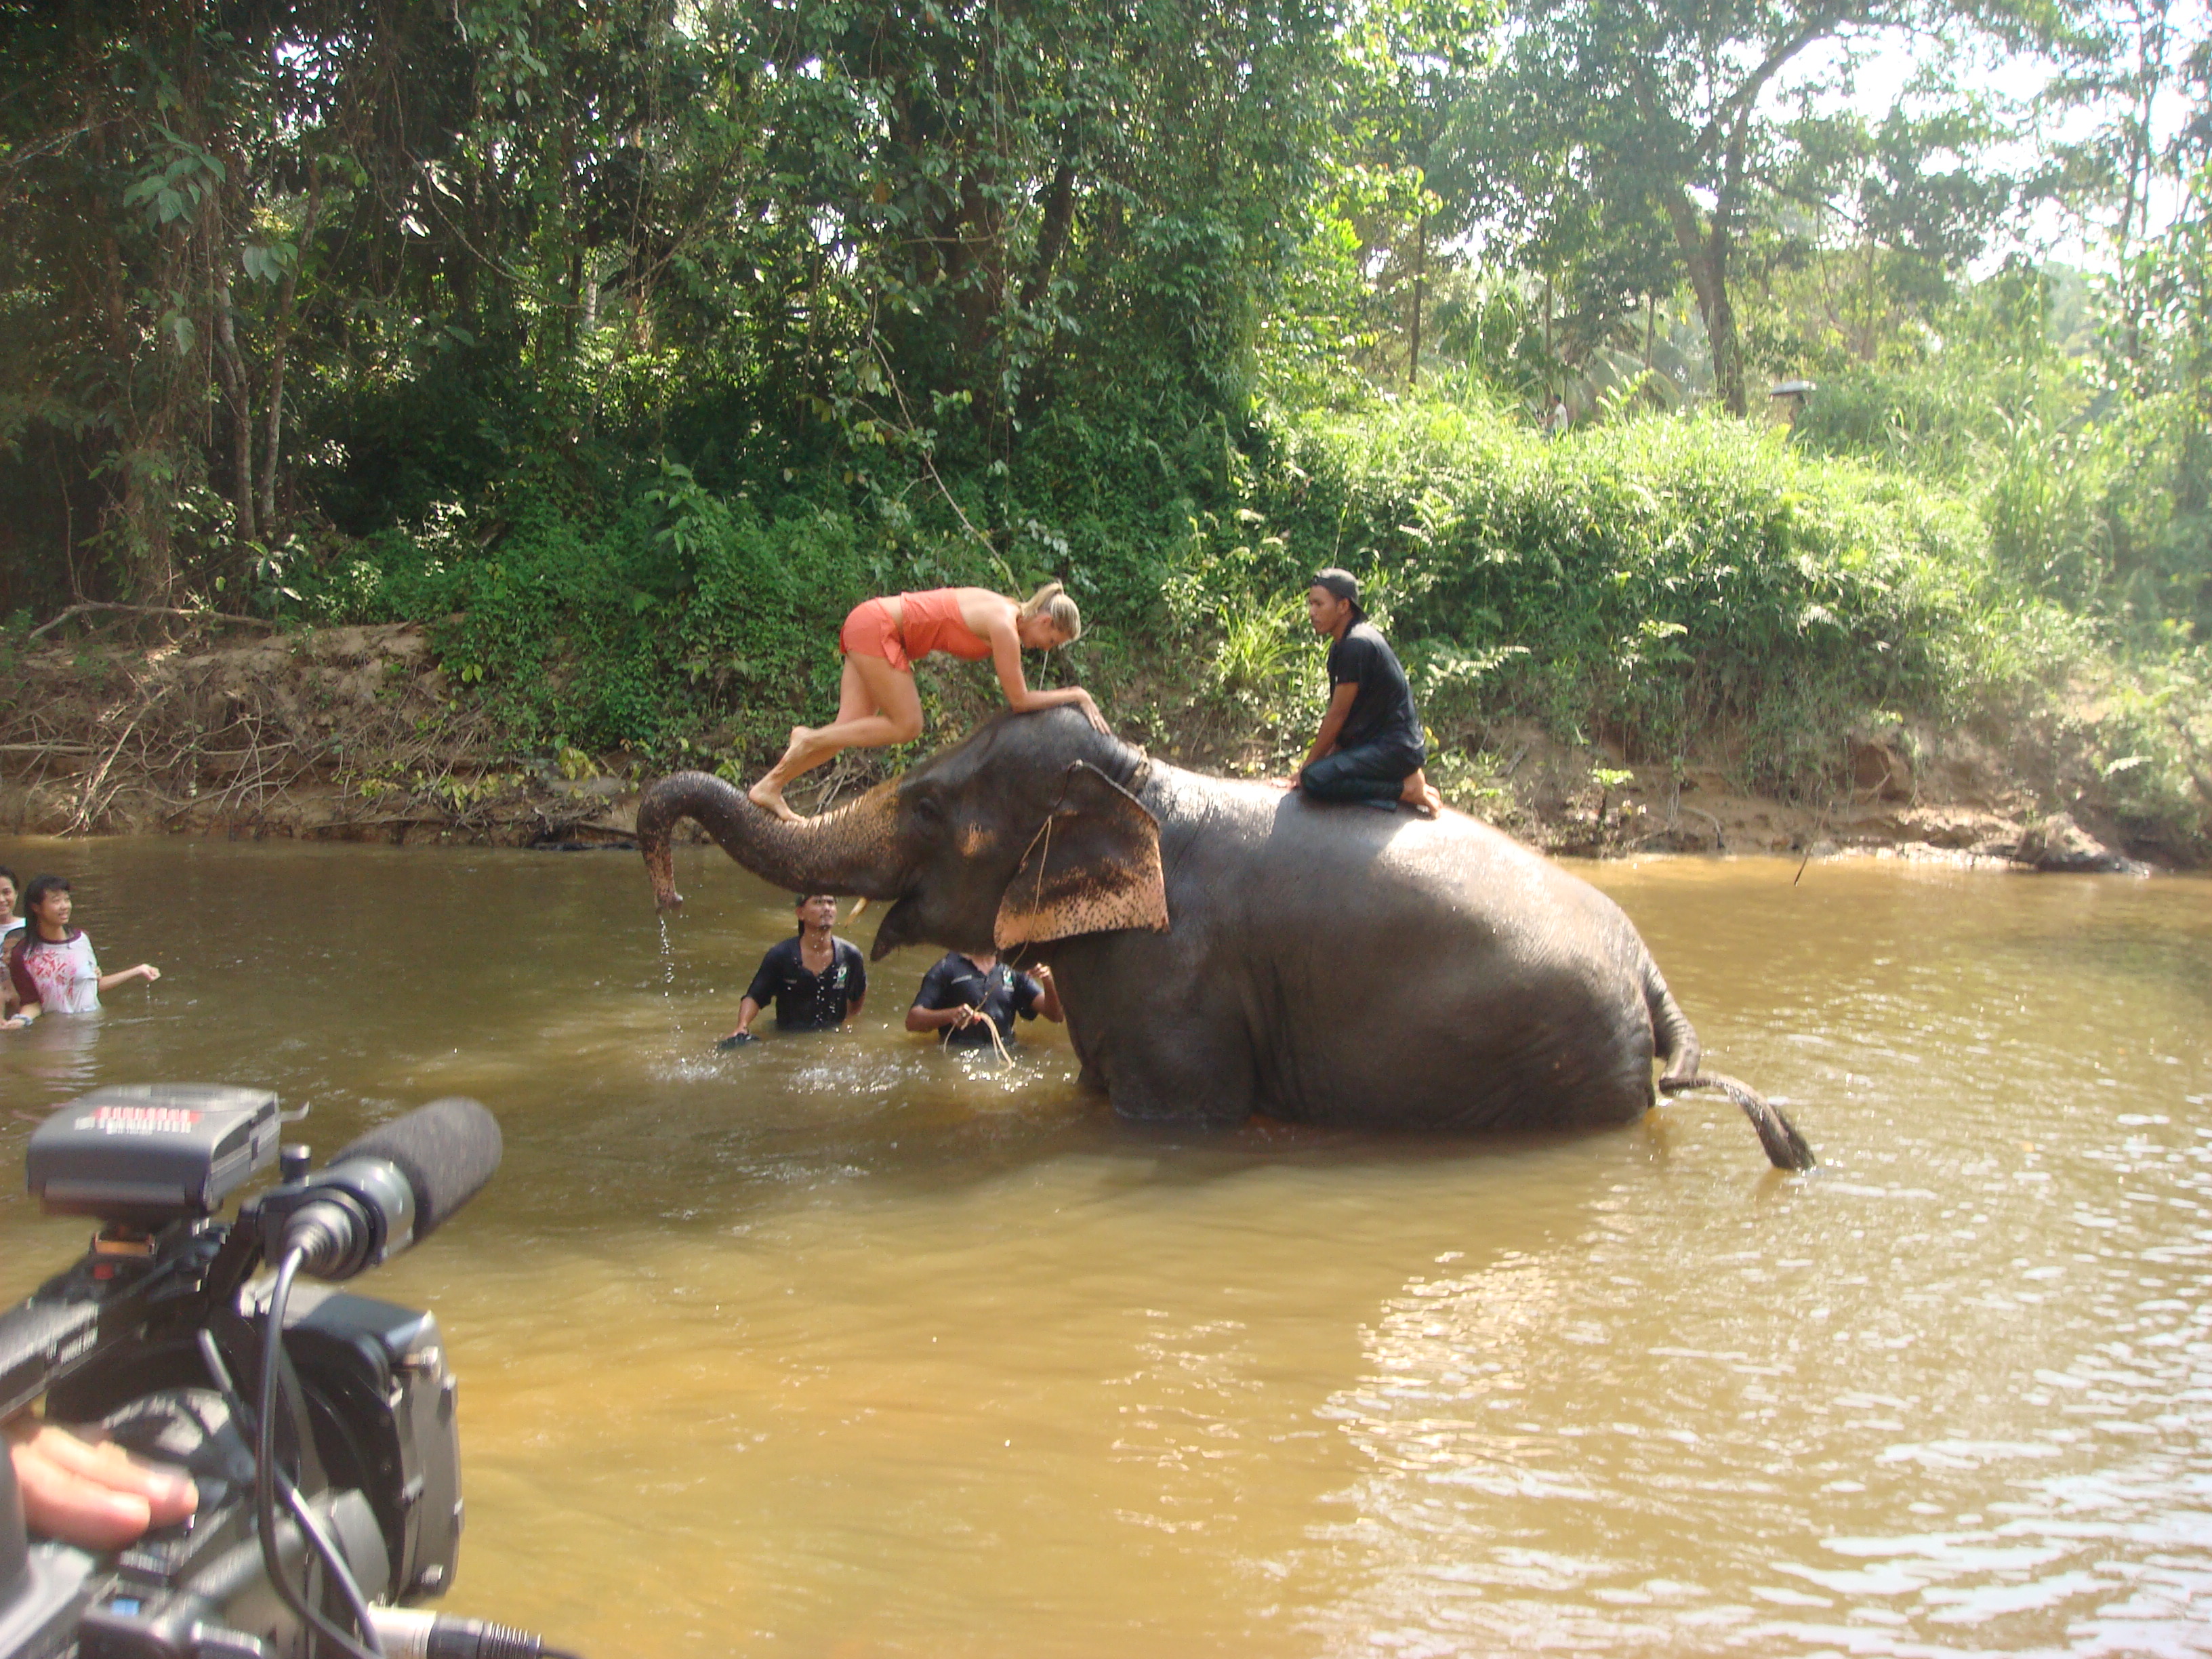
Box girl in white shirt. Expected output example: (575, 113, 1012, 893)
(3, 876, 159, 1029)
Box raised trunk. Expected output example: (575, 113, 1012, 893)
(636, 771, 907, 911)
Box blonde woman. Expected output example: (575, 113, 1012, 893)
(750, 583, 1108, 821)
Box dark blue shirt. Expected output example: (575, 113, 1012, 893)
(912, 951, 1044, 1048)
(744, 935, 865, 1031)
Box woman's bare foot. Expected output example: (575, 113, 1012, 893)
(743, 727, 817, 821)
(747, 777, 802, 823)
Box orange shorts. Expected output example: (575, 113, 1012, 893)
(838, 597, 910, 673)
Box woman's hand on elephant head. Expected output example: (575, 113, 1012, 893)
(1075, 691, 1111, 735)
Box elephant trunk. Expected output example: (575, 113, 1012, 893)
(636, 770, 905, 912)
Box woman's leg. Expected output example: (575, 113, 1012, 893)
(749, 654, 924, 820)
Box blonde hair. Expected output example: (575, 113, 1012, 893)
(1018, 580, 1082, 645)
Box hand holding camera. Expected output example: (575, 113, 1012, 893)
(5, 1420, 197, 1551)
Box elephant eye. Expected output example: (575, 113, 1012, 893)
(905, 787, 946, 827)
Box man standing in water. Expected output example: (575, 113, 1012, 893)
(907, 949, 1064, 1050)
(1295, 569, 1442, 816)
(720, 893, 867, 1046)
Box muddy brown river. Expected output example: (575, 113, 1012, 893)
(2, 836, 2209, 1656)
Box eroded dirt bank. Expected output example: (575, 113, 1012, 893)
(0, 623, 635, 848)
(0, 622, 2175, 872)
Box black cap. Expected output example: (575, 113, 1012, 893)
(1312, 567, 1362, 615)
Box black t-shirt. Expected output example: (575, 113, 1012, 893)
(745, 935, 866, 1031)
(1328, 619, 1424, 758)
(912, 951, 1044, 1048)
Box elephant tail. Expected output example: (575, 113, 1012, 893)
(1644, 963, 1817, 1172)
(1660, 1070, 1817, 1172)
(1643, 962, 1702, 1088)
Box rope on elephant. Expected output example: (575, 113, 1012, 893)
(1012, 808, 1057, 920)
(981, 1008, 1015, 1069)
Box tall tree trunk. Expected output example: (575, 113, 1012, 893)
(1660, 185, 1746, 417)
(257, 179, 322, 531)
(1704, 253, 1746, 417)
(1019, 161, 1077, 311)
(213, 275, 255, 548)
(1408, 216, 1425, 388)
(1014, 161, 1080, 427)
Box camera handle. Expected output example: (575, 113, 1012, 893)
(235, 1271, 586, 1659)
(192, 1332, 380, 1659)
(256, 1252, 384, 1659)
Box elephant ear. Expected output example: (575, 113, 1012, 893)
(994, 764, 1170, 948)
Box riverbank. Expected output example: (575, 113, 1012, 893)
(0, 619, 2175, 872)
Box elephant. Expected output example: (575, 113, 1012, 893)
(636, 707, 1814, 1170)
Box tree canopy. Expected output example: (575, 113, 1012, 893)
(0, 0, 2204, 697)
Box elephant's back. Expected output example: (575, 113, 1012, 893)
(1193, 776, 1641, 945)
(1166, 775, 1666, 1131)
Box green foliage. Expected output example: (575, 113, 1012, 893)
(1241, 398, 1990, 795)
(1791, 266, 2211, 638)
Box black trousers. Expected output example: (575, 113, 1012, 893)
(1301, 741, 1423, 804)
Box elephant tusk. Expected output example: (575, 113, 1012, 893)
(846, 895, 870, 920)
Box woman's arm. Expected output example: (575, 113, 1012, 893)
(3, 1000, 43, 1030)
(97, 964, 160, 992)
(985, 615, 1111, 732)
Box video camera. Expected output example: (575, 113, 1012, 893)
(1, 1085, 574, 1659)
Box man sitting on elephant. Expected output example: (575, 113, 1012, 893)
(907, 949, 1064, 1050)
(1295, 569, 1442, 817)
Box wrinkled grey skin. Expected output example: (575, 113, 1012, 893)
(638, 707, 1812, 1165)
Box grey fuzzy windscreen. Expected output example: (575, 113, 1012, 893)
(331, 1097, 503, 1237)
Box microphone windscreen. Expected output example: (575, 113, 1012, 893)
(331, 1097, 503, 1239)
